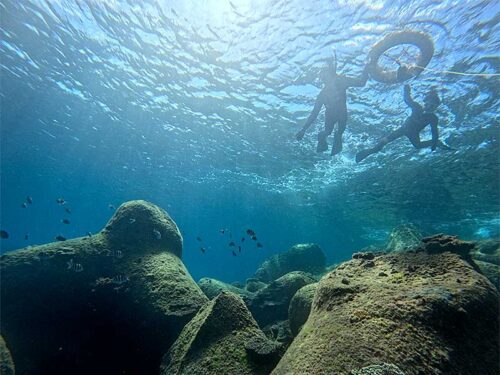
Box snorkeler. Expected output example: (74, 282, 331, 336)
(296, 54, 369, 155)
(356, 84, 446, 163)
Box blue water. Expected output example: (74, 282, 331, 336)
(1, 0, 499, 282)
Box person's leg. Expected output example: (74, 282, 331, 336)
(331, 119, 346, 156)
(317, 111, 335, 153)
(356, 127, 406, 163)
(408, 133, 433, 149)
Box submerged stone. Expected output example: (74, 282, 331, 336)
(198, 277, 254, 303)
(254, 243, 326, 283)
(161, 291, 280, 375)
(350, 363, 406, 375)
(272, 250, 499, 375)
(0, 200, 207, 374)
(385, 224, 422, 252)
(288, 282, 318, 336)
(0, 336, 15, 375)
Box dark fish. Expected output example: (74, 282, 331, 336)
(238, 246, 242, 253)
(0, 230, 9, 239)
(21, 202, 27, 208)
(257, 243, 263, 248)
(241, 237, 245, 242)
(228, 241, 236, 247)
(24, 234, 29, 240)
(86, 232, 92, 238)
(251, 235, 257, 241)
(65, 208, 72, 214)
(56, 198, 66, 205)
(61, 219, 70, 224)
(200, 247, 206, 253)
(108, 204, 116, 210)
(219, 229, 225, 234)
(232, 250, 237, 256)
(26, 196, 33, 204)
(196, 236, 202, 242)
(55, 235, 66, 241)
(246, 229, 255, 236)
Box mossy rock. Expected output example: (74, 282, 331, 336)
(474, 260, 500, 290)
(0, 200, 207, 374)
(249, 271, 316, 327)
(254, 244, 326, 283)
(198, 277, 255, 303)
(470, 238, 500, 266)
(272, 249, 499, 375)
(385, 224, 422, 253)
(161, 291, 281, 375)
(0, 336, 15, 375)
(288, 282, 318, 336)
(245, 278, 268, 293)
(350, 363, 405, 375)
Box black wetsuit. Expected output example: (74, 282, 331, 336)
(356, 85, 439, 163)
(296, 71, 368, 155)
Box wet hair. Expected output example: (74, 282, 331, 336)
(425, 88, 441, 107)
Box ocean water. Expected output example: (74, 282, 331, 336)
(0, 0, 498, 284)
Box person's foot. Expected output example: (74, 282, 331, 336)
(316, 137, 328, 153)
(355, 149, 371, 163)
(331, 144, 342, 156)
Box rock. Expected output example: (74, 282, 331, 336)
(420, 233, 475, 258)
(262, 320, 293, 348)
(160, 291, 280, 375)
(474, 260, 500, 290)
(350, 363, 406, 375)
(288, 283, 318, 336)
(0, 200, 207, 374)
(272, 250, 499, 375)
(385, 224, 422, 252)
(249, 271, 316, 327)
(198, 277, 254, 303)
(245, 278, 268, 293)
(470, 238, 500, 266)
(254, 244, 326, 283)
(0, 336, 15, 375)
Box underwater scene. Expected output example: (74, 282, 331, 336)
(0, 0, 499, 374)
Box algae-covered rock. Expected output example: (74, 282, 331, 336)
(474, 260, 500, 290)
(254, 244, 326, 283)
(272, 249, 499, 375)
(160, 291, 281, 375)
(471, 238, 500, 266)
(198, 277, 254, 303)
(385, 224, 422, 252)
(350, 363, 405, 375)
(245, 278, 268, 293)
(288, 282, 318, 336)
(249, 271, 316, 327)
(0, 336, 15, 375)
(0, 200, 207, 374)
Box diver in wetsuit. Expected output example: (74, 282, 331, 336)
(356, 84, 445, 163)
(296, 58, 368, 155)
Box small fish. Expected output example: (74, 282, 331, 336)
(238, 246, 242, 253)
(24, 233, 29, 240)
(65, 208, 72, 214)
(129, 218, 136, 224)
(108, 204, 116, 210)
(232, 250, 237, 256)
(0, 230, 9, 239)
(61, 219, 71, 224)
(66, 259, 73, 269)
(26, 196, 33, 204)
(86, 232, 92, 238)
(55, 235, 66, 241)
(246, 229, 255, 236)
(257, 243, 263, 248)
(196, 236, 202, 242)
(21, 202, 27, 208)
(112, 275, 129, 285)
(153, 229, 162, 240)
(112, 249, 123, 259)
(200, 247, 206, 253)
(228, 241, 236, 247)
(219, 229, 226, 234)
(251, 235, 257, 241)
(74, 263, 83, 272)
(56, 198, 66, 205)
(241, 237, 245, 242)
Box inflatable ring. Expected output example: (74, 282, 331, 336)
(367, 31, 434, 84)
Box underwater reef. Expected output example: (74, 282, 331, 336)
(1, 201, 499, 375)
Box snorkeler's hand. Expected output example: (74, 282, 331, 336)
(296, 128, 306, 141)
(431, 141, 438, 151)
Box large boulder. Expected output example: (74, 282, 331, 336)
(474, 260, 500, 290)
(385, 224, 422, 252)
(198, 277, 254, 303)
(160, 291, 282, 375)
(254, 244, 326, 283)
(272, 248, 499, 375)
(288, 282, 318, 336)
(350, 363, 405, 375)
(248, 271, 316, 327)
(0, 336, 15, 375)
(471, 238, 500, 265)
(0, 200, 207, 375)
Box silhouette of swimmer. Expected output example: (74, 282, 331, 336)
(296, 56, 368, 155)
(356, 84, 448, 163)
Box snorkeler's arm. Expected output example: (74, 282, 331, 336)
(404, 84, 423, 113)
(296, 92, 324, 140)
(430, 114, 439, 150)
